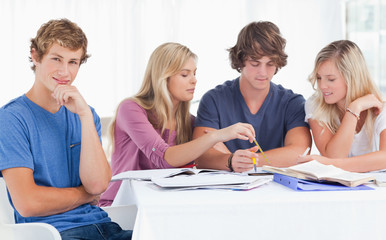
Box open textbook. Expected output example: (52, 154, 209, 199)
(262, 160, 375, 187)
(111, 168, 225, 181)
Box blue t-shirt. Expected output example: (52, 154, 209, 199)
(195, 78, 308, 152)
(0, 95, 110, 232)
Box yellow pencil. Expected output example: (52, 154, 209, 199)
(253, 139, 270, 164)
(251, 156, 257, 172)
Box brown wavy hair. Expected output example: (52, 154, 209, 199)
(228, 21, 287, 73)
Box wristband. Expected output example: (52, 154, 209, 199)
(346, 107, 360, 120)
(227, 153, 234, 172)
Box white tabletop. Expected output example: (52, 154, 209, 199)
(113, 173, 386, 240)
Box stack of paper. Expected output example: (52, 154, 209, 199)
(111, 168, 272, 191)
(151, 172, 272, 191)
(369, 170, 386, 187)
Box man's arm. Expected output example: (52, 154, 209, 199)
(256, 126, 312, 167)
(2, 167, 98, 217)
(193, 126, 312, 170)
(53, 85, 111, 195)
(78, 111, 111, 194)
(193, 126, 258, 172)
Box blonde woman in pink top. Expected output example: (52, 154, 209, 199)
(99, 43, 258, 206)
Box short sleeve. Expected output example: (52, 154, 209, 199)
(284, 93, 309, 131)
(195, 90, 220, 129)
(0, 109, 34, 176)
(304, 95, 316, 123)
(90, 107, 102, 141)
(374, 106, 386, 136)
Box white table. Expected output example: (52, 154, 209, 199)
(112, 174, 386, 240)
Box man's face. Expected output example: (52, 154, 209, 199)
(31, 43, 83, 94)
(240, 56, 277, 92)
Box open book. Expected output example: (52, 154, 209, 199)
(111, 168, 226, 182)
(262, 160, 375, 187)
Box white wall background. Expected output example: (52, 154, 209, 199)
(0, 0, 345, 117)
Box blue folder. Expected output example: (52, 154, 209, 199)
(273, 173, 373, 191)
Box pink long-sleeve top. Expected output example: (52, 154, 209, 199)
(99, 99, 194, 206)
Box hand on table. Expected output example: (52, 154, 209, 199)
(231, 146, 259, 172)
(297, 154, 330, 165)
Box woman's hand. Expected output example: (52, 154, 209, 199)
(349, 94, 383, 116)
(297, 154, 330, 165)
(215, 122, 256, 143)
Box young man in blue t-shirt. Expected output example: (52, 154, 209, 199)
(0, 19, 132, 239)
(193, 21, 312, 172)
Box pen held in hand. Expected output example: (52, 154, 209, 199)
(302, 147, 310, 157)
(253, 139, 270, 164)
(252, 157, 257, 172)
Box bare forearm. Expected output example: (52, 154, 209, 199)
(13, 185, 95, 217)
(194, 147, 230, 170)
(329, 151, 386, 172)
(257, 145, 306, 167)
(165, 122, 257, 167)
(195, 144, 305, 170)
(186, 124, 257, 169)
(164, 132, 221, 167)
(323, 113, 357, 157)
(196, 142, 309, 170)
(262, 126, 311, 167)
(79, 113, 111, 194)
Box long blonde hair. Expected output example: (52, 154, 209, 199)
(108, 42, 197, 154)
(308, 40, 383, 142)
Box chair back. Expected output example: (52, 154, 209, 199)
(0, 177, 15, 224)
(100, 116, 112, 138)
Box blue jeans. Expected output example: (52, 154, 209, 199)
(60, 222, 132, 240)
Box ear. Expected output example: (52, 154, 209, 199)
(30, 48, 39, 65)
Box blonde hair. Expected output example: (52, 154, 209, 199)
(309, 40, 383, 144)
(108, 42, 197, 154)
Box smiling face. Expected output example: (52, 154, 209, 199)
(316, 60, 347, 108)
(167, 57, 197, 106)
(239, 56, 277, 93)
(31, 43, 83, 95)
